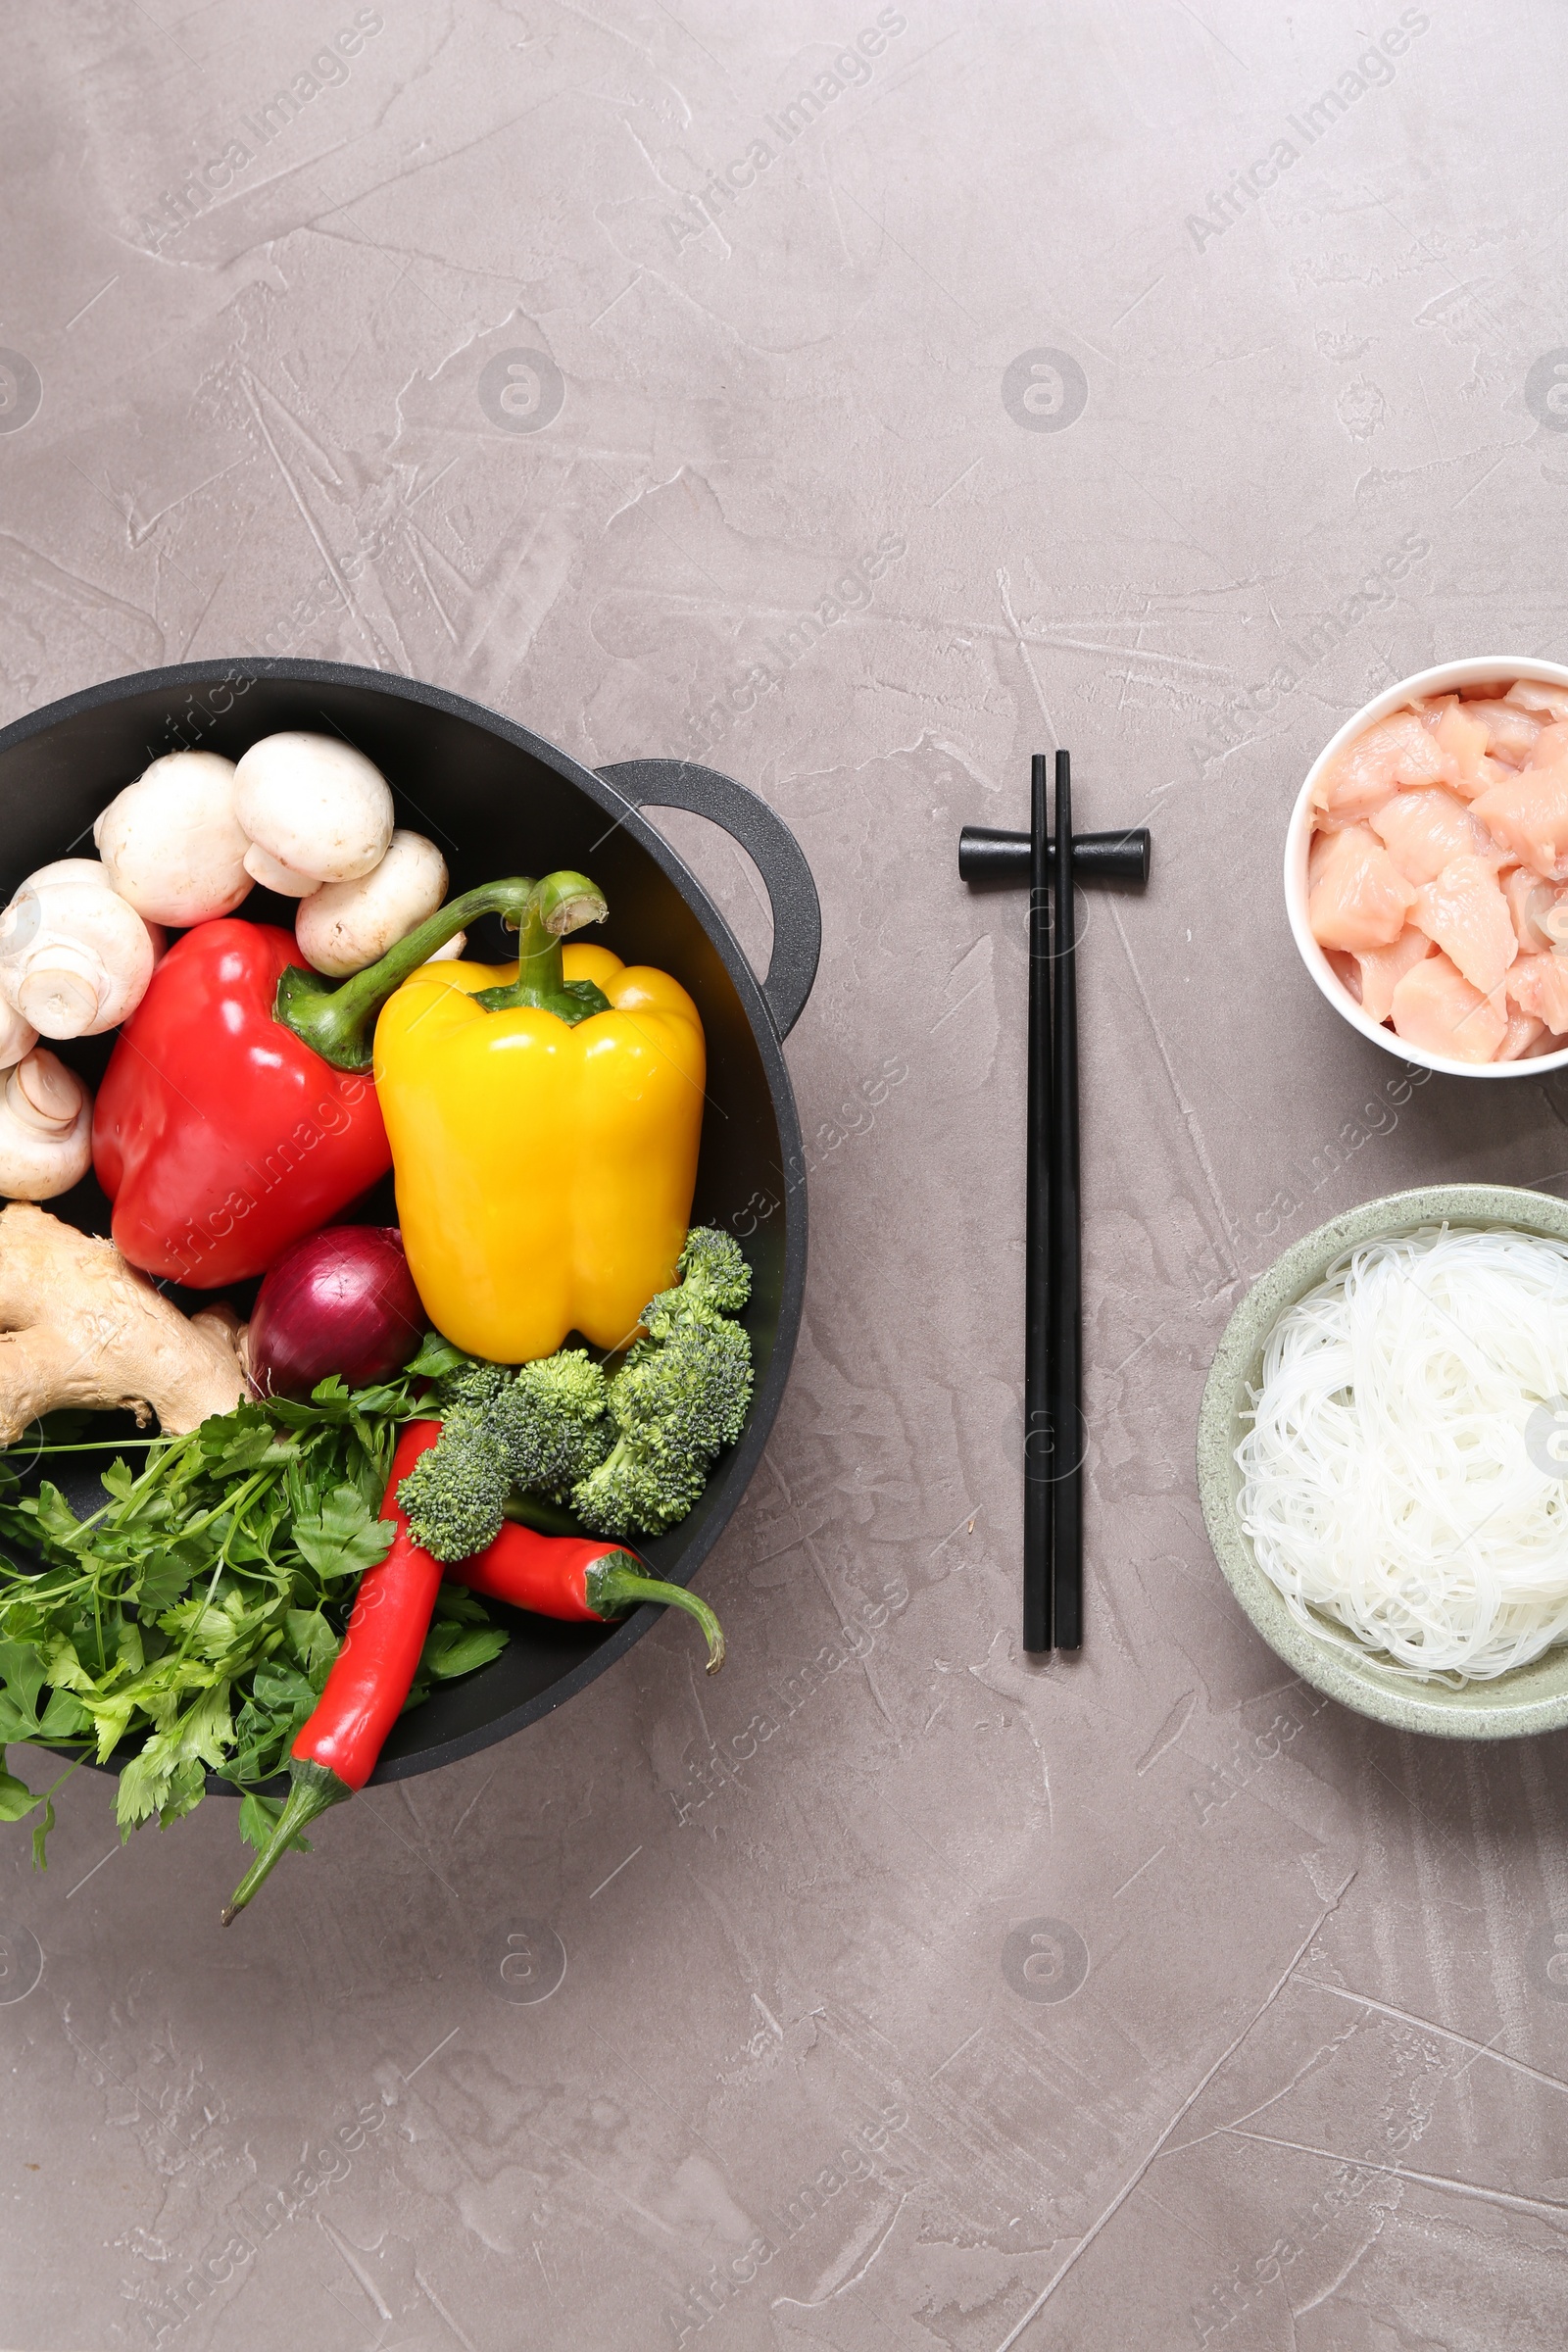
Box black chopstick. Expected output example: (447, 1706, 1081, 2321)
(1051, 748, 1083, 1649)
(960, 751, 1150, 1656)
(1023, 753, 1053, 1652)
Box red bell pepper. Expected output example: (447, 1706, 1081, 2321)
(94, 876, 560, 1290)
(92, 919, 392, 1288)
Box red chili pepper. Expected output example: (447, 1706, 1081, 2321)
(220, 1421, 444, 1924)
(459, 1518, 725, 1670)
(92, 919, 391, 1289)
(220, 1420, 725, 1922)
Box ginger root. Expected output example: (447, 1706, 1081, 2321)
(0, 1203, 249, 1444)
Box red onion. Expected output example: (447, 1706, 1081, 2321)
(247, 1226, 425, 1399)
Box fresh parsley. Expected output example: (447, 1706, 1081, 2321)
(0, 1337, 505, 1865)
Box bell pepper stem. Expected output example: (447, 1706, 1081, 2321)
(220, 1758, 351, 1925)
(471, 870, 611, 1019)
(275, 878, 536, 1070)
(272, 871, 608, 1070)
(584, 1552, 726, 1674)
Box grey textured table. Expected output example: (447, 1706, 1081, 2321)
(4, 6, 1567, 2347)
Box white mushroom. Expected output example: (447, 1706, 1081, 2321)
(0, 1049, 92, 1200)
(28, 858, 122, 890)
(0, 868, 158, 1039)
(94, 751, 252, 925)
(424, 932, 466, 964)
(0, 1000, 36, 1068)
(233, 733, 394, 896)
(24, 859, 167, 961)
(295, 831, 449, 975)
(241, 842, 320, 897)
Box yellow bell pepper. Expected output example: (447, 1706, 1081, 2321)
(376, 944, 703, 1360)
(276, 868, 706, 1364)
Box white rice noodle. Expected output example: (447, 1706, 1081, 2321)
(1237, 1225, 1568, 1683)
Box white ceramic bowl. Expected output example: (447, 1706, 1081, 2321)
(1284, 656, 1568, 1079)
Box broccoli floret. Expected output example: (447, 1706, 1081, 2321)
(620, 1320, 752, 1452)
(399, 1348, 612, 1557)
(681, 1224, 752, 1306)
(402, 1232, 752, 1552)
(571, 1240, 754, 1539)
(397, 1409, 510, 1563)
(492, 1348, 612, 1500)
(439, 1358, 508, 1412)
(571, 1446, 709, 1543)
(642, 1226, 752, 1332)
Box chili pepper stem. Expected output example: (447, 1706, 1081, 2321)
(220, 1759, 351, 1925)
(273, 878, 543, 1070)
(585, 1553, 726, 1674)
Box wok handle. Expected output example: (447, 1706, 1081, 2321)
(600, 758, 822, 1040)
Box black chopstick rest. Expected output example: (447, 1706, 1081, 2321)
(958, 825, 1151, 886)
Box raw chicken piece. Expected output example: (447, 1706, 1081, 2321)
(1476, 754, 1523, 797)
(1411, 855, 1517, 994)
(1471, 752, 1568, 879)
(1498, 1008, 1547, 1061)
(1504, 951, 1568, 1033)
(1434, 703, 1492, 794)
(1525, 1023, 1568, 1057)
(1391, 952, 1507, 1062)
(1505, 678, 1568, 723)
(1324, 948, 1361, 1002)
(1307, 823, 1417, 952)
(1505, 954, 1544, 1007)
(1498, 865, 1568, 955)
(1308, 827, 1338, 888)
(1529, 719, 1568, 768)
(1353, 925, 1433, 1022)
(1311, 711, 1457, 823)
(1370, 787, 1499, 885)
(1542, 900, 1568, 954)
(1460, 700, 1544, 768)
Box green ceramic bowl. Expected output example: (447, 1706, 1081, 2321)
(1197, 1184, 1568, 1740)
